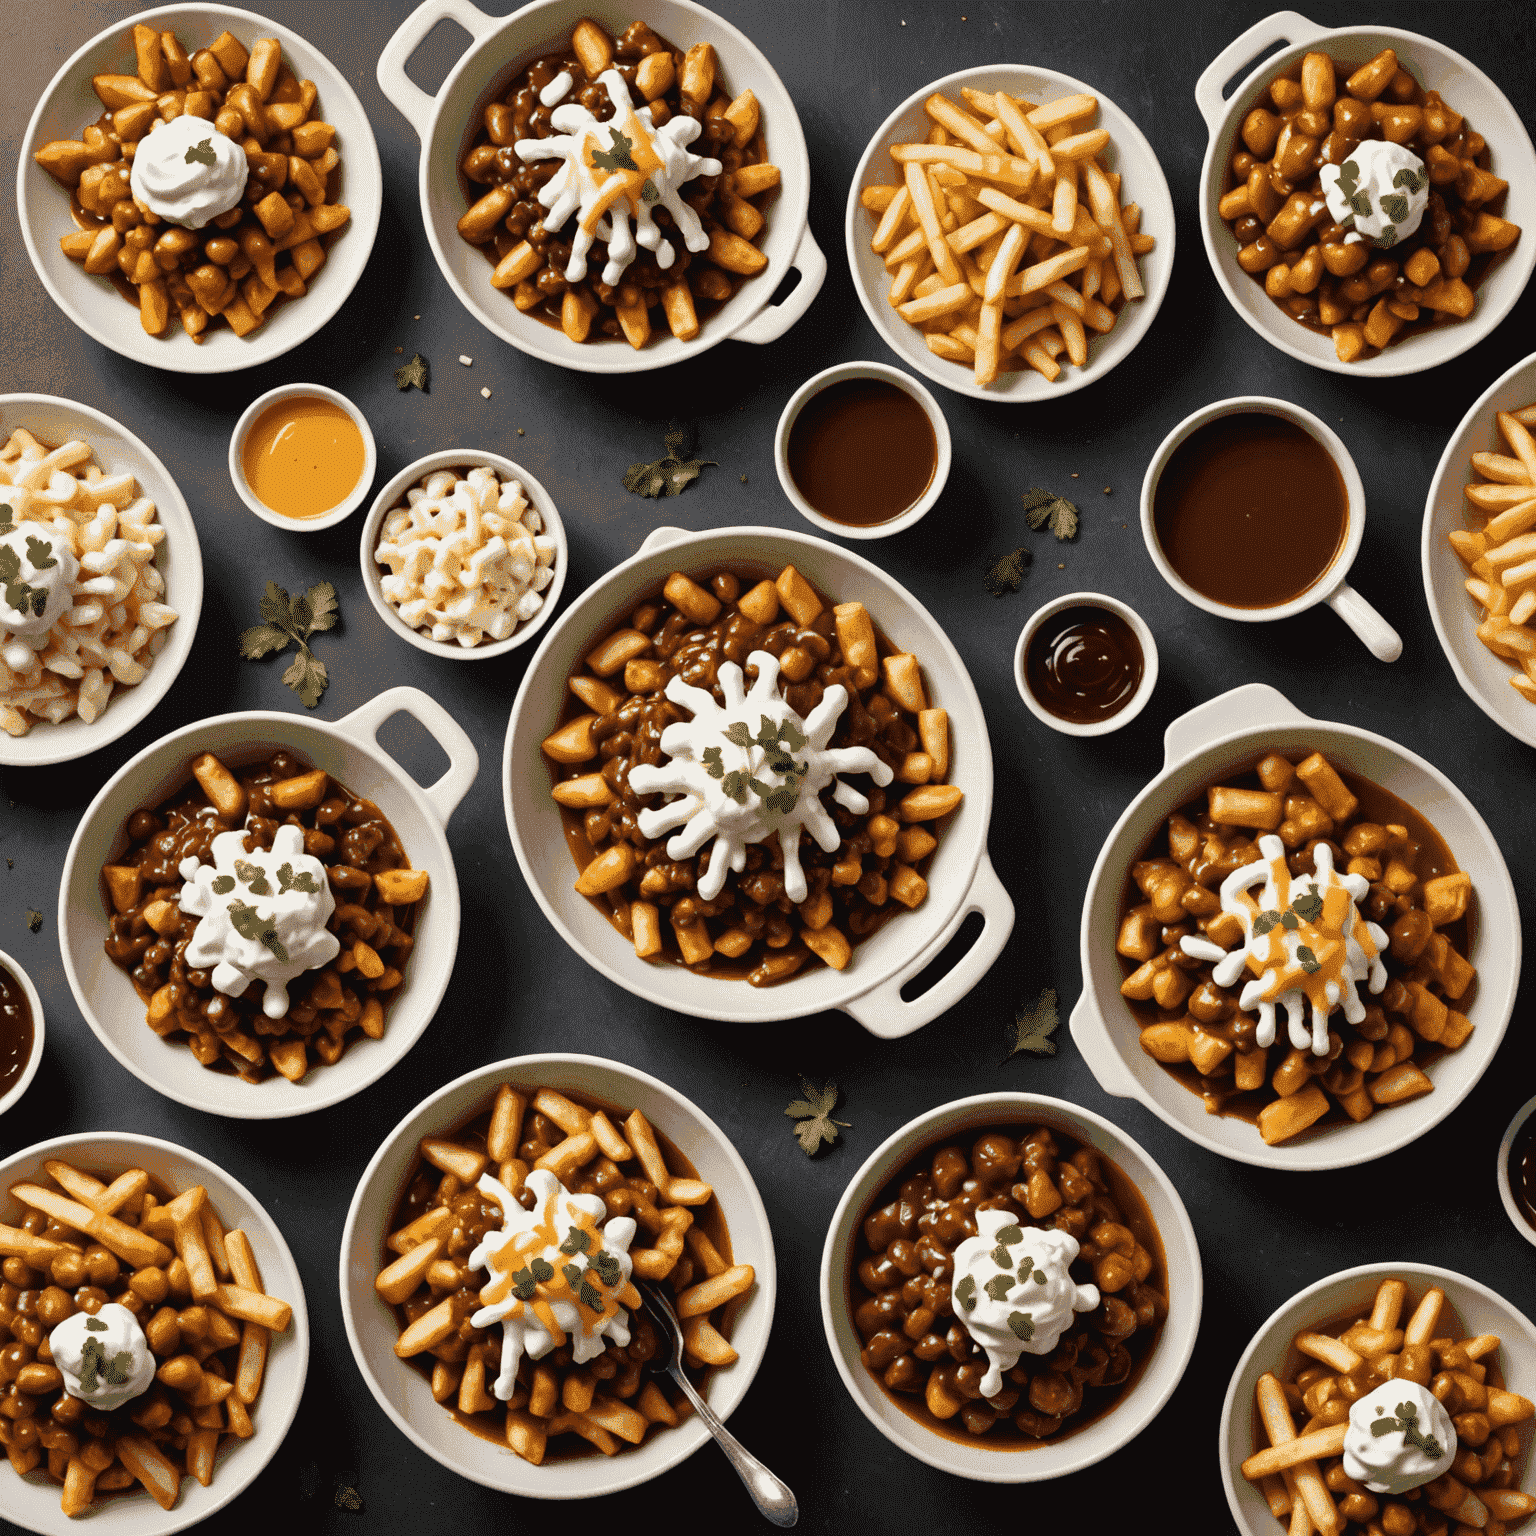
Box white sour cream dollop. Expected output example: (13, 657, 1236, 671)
(50, 1303, 156, 1412)
(1320, 141, 1429, 249)
(130, 114, 248, 230)
(178, 822, 340, 1017)
(1342, 1380, 1457, 1495)
(950, 1212, 1101, 1398)
(0, 523, 78, 650)
(468, 1167, 638, 1400)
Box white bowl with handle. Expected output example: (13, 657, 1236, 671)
(376, 0, 824, 373)
(1194, 11, 1536, 377)
(503, 523, 1014, 1034)
(58, 688, 477, 1119)
(1070, 682, 1520, 1170)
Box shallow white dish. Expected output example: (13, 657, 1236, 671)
(339, 1052, 776, 1500)
(1013, 591, 1158, 737)
(0, 1131, 309, 1536)
(376, 0, 825, 374)
(1219, 1262, 1536, 1532)
(1497, 1094, 1536, 1250)
(0, 394, 202, 768)
(1070, 681, 1520, 1170)
(1194, 11, 1536, 377)
(1423, 348, 1536, 748)
(845, 63, 1174, 402)
(358, 450, 568, 661)
(17, 3, 383, 375)
(58, 688, 477, 1119)
(0, 947, 45, 1117)
(819, 1091, 1202, 1482)
(503, 523, 1014, 1036)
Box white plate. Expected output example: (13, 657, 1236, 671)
(0, 394, 201, 768)
(18, 4, 382, 374)
(844, 64, 1174, 401)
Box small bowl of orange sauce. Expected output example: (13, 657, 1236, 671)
(229, 383, 376, 532)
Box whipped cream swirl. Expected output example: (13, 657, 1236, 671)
(1320, 140, 1429, 249)
(129, 114, 248, 230)
(50, 1303, 156, 1412)
(1342, 1380, 1457, 1496)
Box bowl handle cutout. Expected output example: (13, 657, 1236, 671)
(840, 853, 1014, 1039)
(638, 526, 695, 556)
(729, 228, 828, 347)
(1068, 992, 1143, 1100)
(377, 0, 500, 141)
(1193, 10, 1329, 133)
(340, 687, 479, 828)
(1161, 682, 1308, 771)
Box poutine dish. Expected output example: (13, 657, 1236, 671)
(850, 1119, 1167, 1445)
(0, 1157, 292, 1515)
(0, 426, 177, 737)
(859, 83, 1154, 388)
(1219, 46, 1520, 364)
(1118, 749, 1476, 1147)
(457, 16, 777, 347)
(380, 1079, 752, 1463)
(541, 563, 960, 985)
(100, 748, 428, 1084)
(1240, 1276, 1535, 1534)
(33, 23, 350, 341)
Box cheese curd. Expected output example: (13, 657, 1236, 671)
(0, 429, 178, 736)
(373, 466, 556, 648)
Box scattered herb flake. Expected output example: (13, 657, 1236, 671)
(1251, 910, 1281, 937)
(529, 1257, 554, 1283)
(559, 1227, 593, 1256)
(1006, 987, 1059, 1060)
(983, 547, 1030, 596)
(1291, 889, 1324, 924)
(785, 1078, 849, 1156)
(240, 581, 338, 709)
(334, 1484, 364, 1514)
(394, 352, 430, 392)
(1033, 1269, 1046, 1284)
(984, 1273, 1013, 1302)
(1007, 1310, 1035, 1342)
(623, 419, 716, 499)
(1023, 487, 1080, 541)
(1297, 944, 1321, 975)
(84, 1318, 107, 1332)
(1371, 1400, 1444, 1460)
(954, 1274, 977, 1312)
(1280, 909, 1300, 930)
(26, 909, 41, 933)
(995, 1224, 1023, 1245)
(591, 127, 639, 174)
(989, 1244, 1013, 1267)
(184, 137, 217, 166)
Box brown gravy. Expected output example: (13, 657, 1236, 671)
(1153, 414, 1348, 609)
(0, 963, 33, 1098)
(1024, 606, 1144, 724)
(1509, 1117, 1536, 1231)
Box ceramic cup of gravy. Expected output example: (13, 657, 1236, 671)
(1014, 592, 1159, 738)
(774, 361, 951, 539)
(1140, 397, 1401, 662)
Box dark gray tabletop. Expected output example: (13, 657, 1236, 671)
(4, 0, 1535, 1530)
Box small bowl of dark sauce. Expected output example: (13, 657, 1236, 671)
(1497, 1094, 1536, 1249)
(1014, 592, 1158, 737)
(0, 947, 43, 1116)
(775, 361, 951, 539)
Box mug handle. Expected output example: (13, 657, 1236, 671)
(1192, 10, 1328, 133)
(1326, 582, 1403, 662)
(840, 853, 1015, 1039)
(729, 227, 828, 347)
(377, 0, 500, 141)
(341, 687, 480, 828)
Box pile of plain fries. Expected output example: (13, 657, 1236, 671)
(0, 1159, 291, 1515)
(1449, 403, 1536, 703)
(861, 86, 1154, 388)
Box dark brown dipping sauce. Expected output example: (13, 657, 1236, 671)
(1153, 414, 1348, 609)
(0, 963, 34, 1097)
(1025, 606, 1144, 724)
(787, 379, 937, 526)
(1510, 1116, 1536, 1230)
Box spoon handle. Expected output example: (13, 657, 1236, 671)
(666, 1362, 798, 1527)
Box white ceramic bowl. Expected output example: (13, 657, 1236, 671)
(1070, 681, 1521, 1170)
(18, 4, 382, 375)
(358, 450, 568, 661)
(845, 64, 1174, 402)
(1497, 1094, 1536, 1249)
(376, 0, 826, 374)
(503, 523, 1015, 1036)
(1012, 591, 1159, 738)
(820, 1091, 1202, 1482)
(1195, 11, 1536, 377)
(0, 1131, 309, 1536)
(57, 688, 478, 1119)
(340, 1052, 776, 1499)
(1423, 348, 1536, 747)
(228, 384, 377, 533)
(1220, 1263, 1536, 1532)
(0, 394, 202, 768)
(0, 947, 44, 1117)
(773, 361, 951, 540)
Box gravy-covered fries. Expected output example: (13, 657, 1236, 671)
(860, 85, 1153, 387)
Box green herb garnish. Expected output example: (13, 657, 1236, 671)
(785, 1078, 848, 1156)
(239, 580, 338, 708)
(1023, 486, 1079, 541)
(529, 1258, 553, 1283)
(0, 504, 13, 533)
(994, 1225, 1023, 1245)
(984, 1273, 1012, 1302)
(1006, 987, 1059, 1060)
(1297, 944, 1321, 974)
(1370, 1399, 1444, 1460)
(85, 1318, 107, 1332)
(1251, 910, 1282, 937)
(26, 909, 41, 934)
(227, 899, 288, 963)
(640, 179, 659, 204)
(983, 547, 1030, 596)
(184, 137, 217, 167)
(212, 875, 235, 894)
(1291, 889, 1324, 924)
(1393, 165, 1427, 195)
(394, 352, 429, 392)
(559, 1227, 593, 1256)
(591, 127, 639, 174)
(1033, 1269, 1046, 1284)
(0, 538, 53, 618)
(622, 421, 716, 499)
(590, 1250, 621, 1287)
(277, 862, 319, 893)
(510, 1266, 538, 1299)
(1006, 1311, 1035, 1342)
(954, 1275, 977, 1312)
(989, 1244, 1013, 1268)
(234, 858, 272, 895)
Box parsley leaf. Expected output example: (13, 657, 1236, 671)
(954, 1274, 977, 1312)
(241, 581, 338, 708)
(1251, 910, 1281, 937)
(985, 1273, 1013, 1302)
(983, 547, 1031, 596)
(1291, 889, 1324, 924)
(238, 623, 290, 659)
(184, 138, 217, 167)
(0, 504, 13, 533)
(1007, 1310, 1035, 1342)
(785, 1078, 849, 1156)
(1022, 487, 1081, 541)
(1006, 987, 1059, 1060)
(591, 127, 639, 174)
(623, 420, 716, 498)
(1297, 944, 1321, 975)
(26, 909, 41, 934)
(394, 352, 430, 392)
(24, 536, 56, 571)
(283, 651, 328, 709)
(1370, 1400, 1444, 1460)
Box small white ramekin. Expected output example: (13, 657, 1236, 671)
(1497, 1094, 1536, 1249)
(773, 361, 951, 540)
(0, 948, 44, 1117)
(1012, 591, 1159, 738)
(228, 383, 376, 532)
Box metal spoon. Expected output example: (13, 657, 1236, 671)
(638, 1280, 798, 1527)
